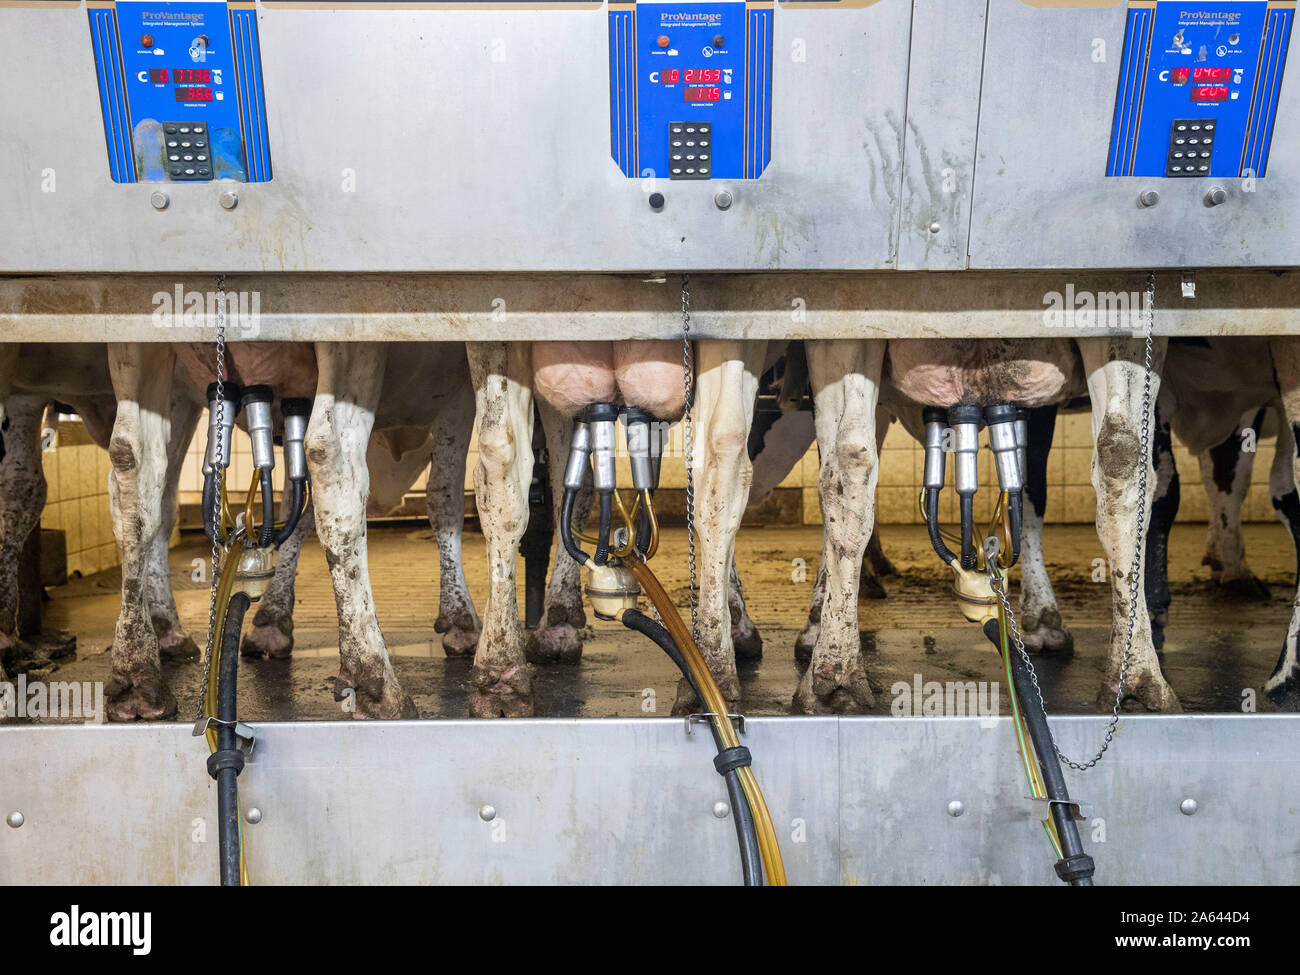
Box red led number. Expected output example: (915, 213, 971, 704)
(661, 69, 680, 83)
(1169, 67, 1190, 84)
(1193, 67, 1232, 82)
(1191, 85, 1229, 102)
(684, 86, 721, 102)
(684, 68, 721, 83)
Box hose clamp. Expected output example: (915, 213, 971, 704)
(684, 712, 746, 737)
(191, 716, 257, 756)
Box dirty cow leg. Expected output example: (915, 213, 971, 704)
(428, 373, 481, 658)
(1199, 409, 1269, 599)
(466, 341, 535, 717)
(794, 555, 828, 667)
(792, 339, 884, 714)
(106, 344, 178, 720)
(1143, 406, 1180, 651)
(1017, 405, 1074, 654)
(307, 343, 415, 719)
(241, 498, 314, 659)
(1077, 336, 1178, 713)
(1265, 354, 1300, 708)
(0, 396, 48, 668)
(528, 396, 589, 665)
(147, 387, 202, 661)
(672, 339, 765, 715)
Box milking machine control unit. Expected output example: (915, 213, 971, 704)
(1108, 0, 1293, 178)
(88, 0, 271, 183)
(610, 0, 772, 181)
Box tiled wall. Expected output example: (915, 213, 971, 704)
(178, 410, 1285, 526)
(39, 420, 120, 577)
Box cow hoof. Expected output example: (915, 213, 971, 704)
(334, 673, 416, 719)
(857, 573, 888, 601)
(794, 624, 818, 667)
(1099, 672, 1181, 714)
(105, 670, 177, 722)
(670, 673, 739, 717)
(792, 659, 874, 715)
(241, 618, 294, 659)
(731, 620, 763, 661)
(1265, 673, 1300, 711)
(526, 623, 583, 664)
(1019, 622, 1074, 655)
(1216, 573, 1271, 602)
(440, 624, 481, 658)
(469, 663, 533, 717)
(157, 629, 200, 662)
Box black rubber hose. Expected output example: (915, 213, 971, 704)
(258, 467, 276, 546)
(560, 488, 591, 566)
(272, 479, 306, 549)
(925, 488, 955, 564)
(1007, 491, 1023, 567)
(216, 591, 250, 887)
(593, 492, 612, 565)
(202, 472, 219, 545)
(621, 608, 762, 886)
(983, 619, 1095, 887)
(960, 494, 976, 569)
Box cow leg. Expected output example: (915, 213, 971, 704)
(427, 373, 482, 658)
(1144, 406, 1180, 650)
(858, 410, 895, 599)
(1199, 409, 1269, 599)
(671, 339, 765, 715)
(0, 396, 47, 667)
(1077, 336, 1178, 712)
(146, 387, 202, 661)
(240, 498, 314, 659)
(793, 339, 884, 714)
(1018, 405, 1073, 653)
(106, 344, 178, 720)
(528, 396, 589, 664)
(466, 341, 535, 717)
(794, 555, 827, 667)
(306, 343, 414, 719)
(1265, 385, 1300, 708)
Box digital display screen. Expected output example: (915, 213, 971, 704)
(1170, 67, 1189, 84)
(148, 68, 169, 83)
(173, 68, 212, 84)
(174, 87, 214, 103)
(1193, 67, 1232, 83)
(684, 86, 721, 102)
(661, 68, 723, 85)
(1191, 85, 1230, 102)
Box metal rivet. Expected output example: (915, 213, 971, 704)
(6, 812, 24, 829)
(150, 191, 170, 211)
(929, 221, 941, 234)
(1204, 187, 1227, 207)
(478, 803, 497, 822)
(648, 192, 665, 211)
(1138, 189, 1160, 208)
(714, 189, 733, 210)
(946, 800, 965, 818)
(712, 801, 730, 819)
(219, 189, 239, 210)
(244, 807, 262, 825)
(1180, 798, 1198, 816)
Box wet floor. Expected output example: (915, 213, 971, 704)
(27, 521, 1299, 721)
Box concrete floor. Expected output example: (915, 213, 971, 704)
(29, 521, 1299, 720)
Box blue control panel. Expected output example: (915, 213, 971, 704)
(1109, 0, 1293, 178)
(610, 0, 772, 180)
(88, 0, 271, 183)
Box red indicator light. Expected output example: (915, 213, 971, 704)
(1191, 85, 1230, 102)
(684, 86, 721, 102)
(1193, 66, 1232, 82)
(1170, 67, 1190, 84)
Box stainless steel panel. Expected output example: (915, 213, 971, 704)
(969, 0, 1300, 269)
(896, 0, 985, 270)
(0, 2, 911, 273)
(0, 715, 1294, 884)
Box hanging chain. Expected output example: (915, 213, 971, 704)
(990, 270, 1157, 771)
(680, 275, 699, 643)
(195, 274, 228, 721)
